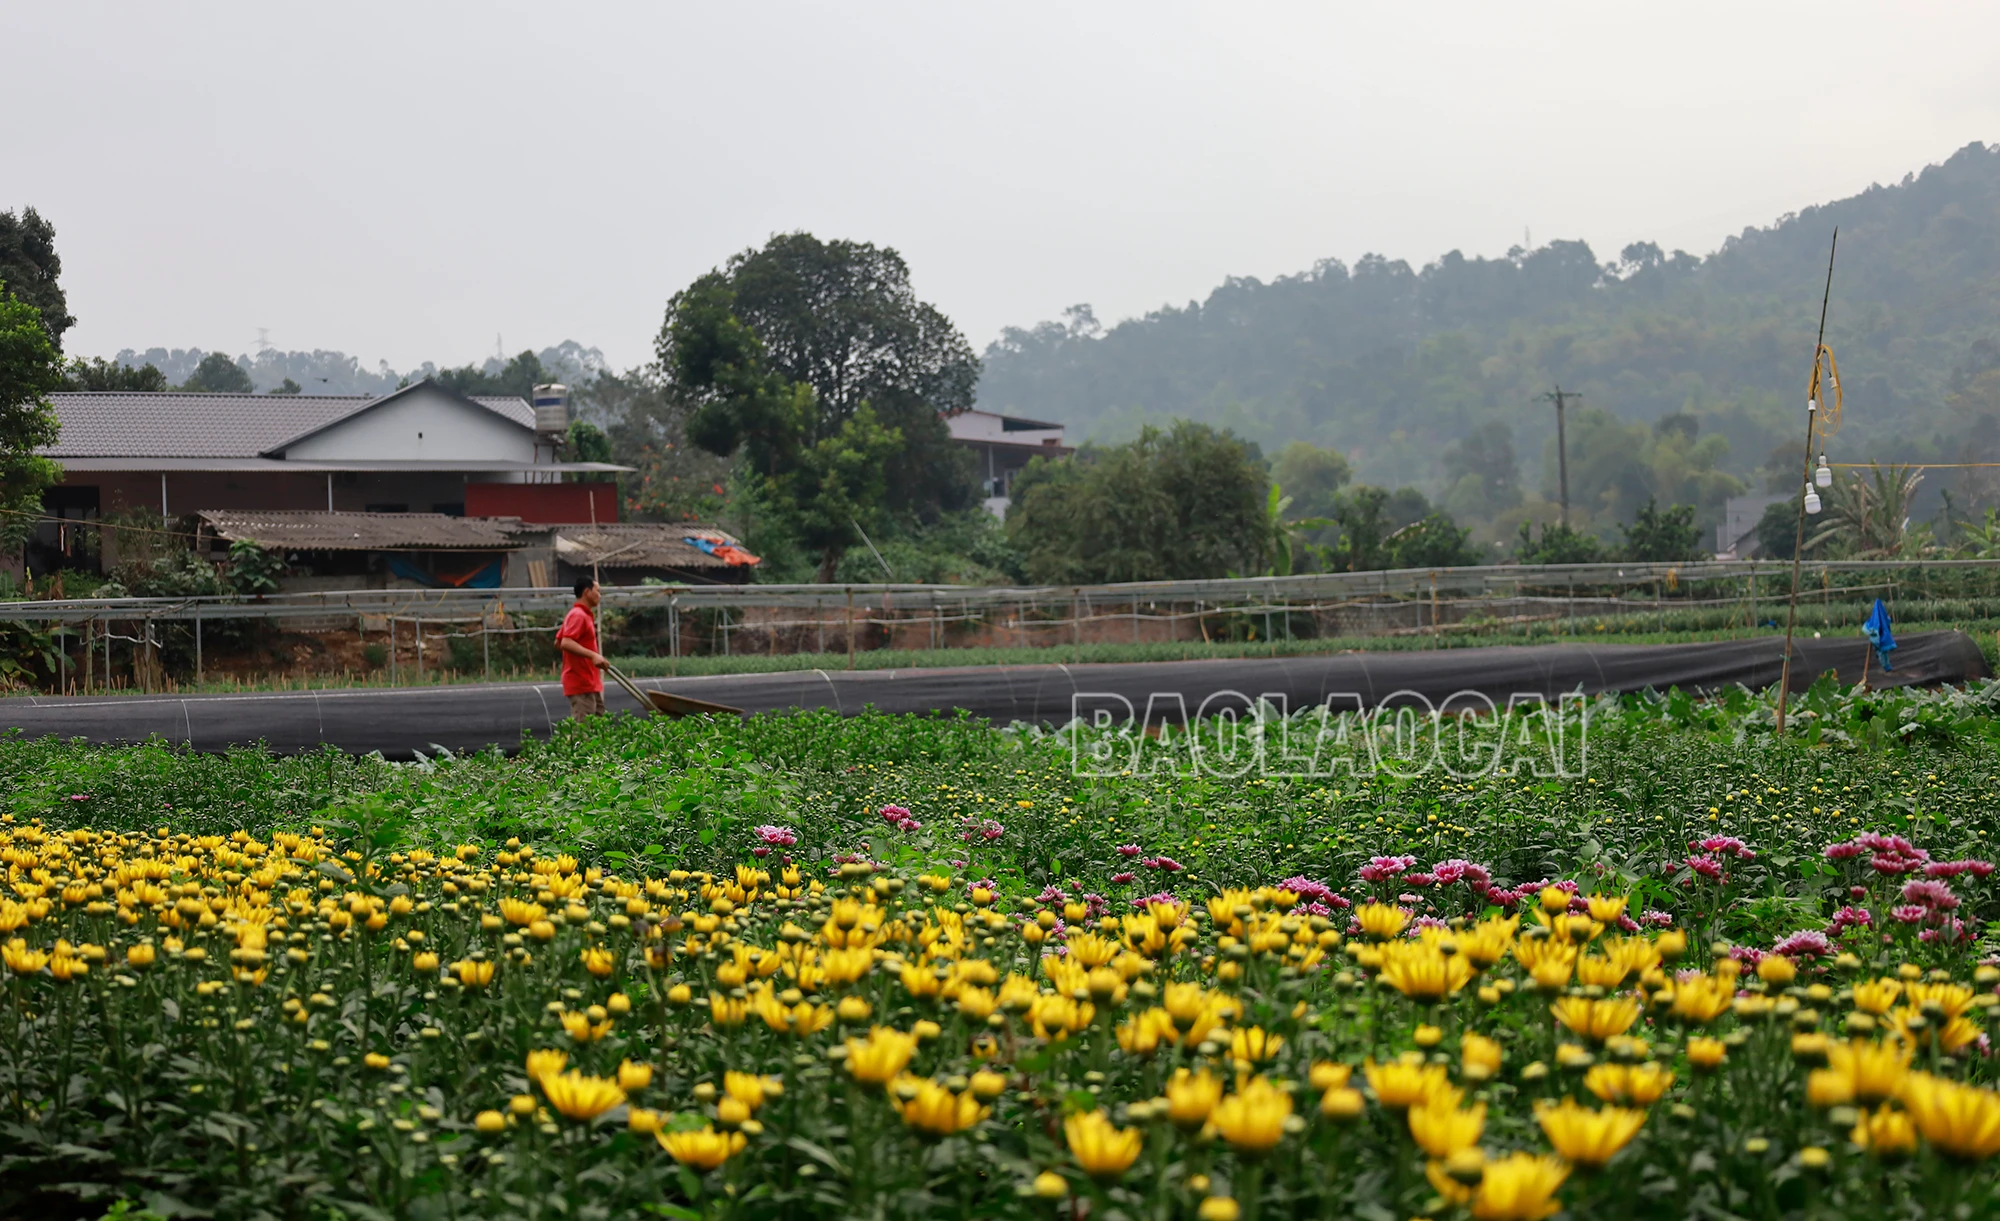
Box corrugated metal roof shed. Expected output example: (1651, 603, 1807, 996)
(553, 524, 748, 570)
(198, 510, 531, 552)
(46, 386, 531, 458)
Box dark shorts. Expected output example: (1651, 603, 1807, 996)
(567, 690, 606, 720)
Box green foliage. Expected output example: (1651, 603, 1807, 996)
(0, 295, 64, 549)
(566, 417, 612, 465)
(1757, 495, 1802, 560)
(270, 377, 302, 395)
(1515, 519, 1607, 563)
(0, 619, 68, 688)
(1386, 511, 1481, 568)
(585, 366, 734, 525)
(1809, 462, 1927, 558)
(0, 206, 73, 349)
(434, 348, 551, 399)
(224, 538, 286, 596)
(661, 234, 980, 574)
(1269, 440, 1350, 520)
(61, 356, 168, 392)
(1620, 498, 1705, 562)
(101, 549, 229, 599)
(178, 351, 254, 393)
(1440, 421, 1522, 521)
(1006, 420, 1268, 583)
(663, 238, 982, 579)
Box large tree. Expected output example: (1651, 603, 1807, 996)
(660, 234, 977, 577)
(0, 297, 65, 549)
(1006, 421, 1268, 584)
(0, 208, 73, 351)
(663, 234, 978, 522)
(180, 352, 254, 393)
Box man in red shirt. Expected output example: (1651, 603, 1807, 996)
(554, 576, 607, 719)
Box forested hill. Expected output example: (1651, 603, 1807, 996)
(976, 141, 2000, 496)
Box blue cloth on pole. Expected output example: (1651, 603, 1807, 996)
(1862, 599, 1896, 671)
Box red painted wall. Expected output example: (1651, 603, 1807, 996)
(465, 482, 619, 524)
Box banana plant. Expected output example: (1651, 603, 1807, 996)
(1264, 483, 1334, 576)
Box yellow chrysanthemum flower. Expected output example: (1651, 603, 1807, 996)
(1204, 1076, 1292, 1158)
(1583, 1062, 1674, 1106)
(1354, 903, 1410, 941)
(1551, 996, 1639, 1043)
(1535, 1097, 1646, 1168)
(1065, 1109, 1142, 1181)
(896, 1077, 989, 1139)
(1470, 1151, 1570, 1220)
(658, 1125, 746, 1170)
(1366, 1055, 1455, 1111)
(1408, 1095, 1485, 1158)
(844, 1027, 918, 1086)
(1898, 1072, 2000, 1162)
(538, 1071, 626, 1122)
(1164, 1067, 1224, 1131)
(1376, 940, 1474, 1002)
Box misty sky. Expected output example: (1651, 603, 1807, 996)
(9, 2, 1999, 374)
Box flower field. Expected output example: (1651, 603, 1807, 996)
(3, 679, 1999, 1220)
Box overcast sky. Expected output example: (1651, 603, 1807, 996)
(9, 2, 1998, 373)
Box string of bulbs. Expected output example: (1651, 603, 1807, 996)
(1802, 343, 1842, 516)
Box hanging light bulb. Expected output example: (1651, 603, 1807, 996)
(1803, 486, 1822, 515)
(1815, 454, 1833, 488)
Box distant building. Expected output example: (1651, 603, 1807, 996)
(1716, 493, 1786, 558)
(22, 379, 758, 588)
(946, 410, 1070, 516)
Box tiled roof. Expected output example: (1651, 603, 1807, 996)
(198, 510, 530, 552)
(44, 387, 533, 458)
(554, 524, 749, 570)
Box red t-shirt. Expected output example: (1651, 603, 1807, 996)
(556, 602, 603, 695)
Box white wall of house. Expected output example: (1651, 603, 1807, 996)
(281, 385, 535, 463)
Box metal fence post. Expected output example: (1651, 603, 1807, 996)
(195, 613, 202, 684)
(483, 618, 490, 680)
(390, 617, 398, 686)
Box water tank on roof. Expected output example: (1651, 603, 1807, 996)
(532, 383, 570, 435)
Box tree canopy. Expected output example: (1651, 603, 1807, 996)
(61, 356, 168, 392)
(179, 352, 254, 394)
(0, 208, 72, 351)
(659, 234, 980, 578)
(0, 297, 65, 548)
(1005, 421, 1267, 584)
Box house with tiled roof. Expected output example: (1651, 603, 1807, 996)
(27, 379, 757, 588)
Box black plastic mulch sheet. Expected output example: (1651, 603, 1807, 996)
(0, 630, 1985, 758)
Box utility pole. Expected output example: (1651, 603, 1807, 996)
(1542, 386, 1580, 527)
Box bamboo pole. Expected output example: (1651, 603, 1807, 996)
(1777, 228, 1839, 735)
